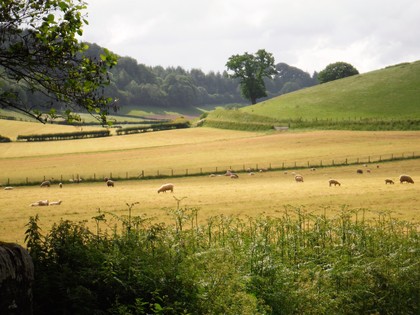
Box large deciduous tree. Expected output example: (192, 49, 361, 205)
(226, 49, 277, 104)
(0, 0, 117, 124)
(318, 62, 359, 84)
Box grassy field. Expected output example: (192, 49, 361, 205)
(1, 120, 419, 184)
(242, 61, 420, 120)
(1, 121, 419, 244)
(1, 159, 419, 245)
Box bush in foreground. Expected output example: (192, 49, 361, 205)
(25, 205, 419, 314)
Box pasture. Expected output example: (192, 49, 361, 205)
(1, 121, 419, 184)
(1, 159, 418, 244)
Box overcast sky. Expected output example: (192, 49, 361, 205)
(81, 0, 420, 75)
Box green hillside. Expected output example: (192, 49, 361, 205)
(242, 61, 420, 120)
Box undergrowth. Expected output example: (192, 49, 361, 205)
(25, 202, 420, 314)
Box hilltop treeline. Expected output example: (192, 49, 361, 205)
(85, 43, 318, 110)
(0, 41, 317, 114)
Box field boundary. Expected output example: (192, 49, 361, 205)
(3, 151, 418, 186)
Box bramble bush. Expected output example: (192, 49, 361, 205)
(25, 204, 420, 314)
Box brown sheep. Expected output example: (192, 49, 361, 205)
(385, 179, 394, 184)
(40, 180, 51, 188)
(399, 175, 414, 184)
(295, 175, 304, 182)
(106, 180, 115, 187)
(357, 169, 363, 174)
(329, 179, 341, 186)
(158, 183, 174, 193)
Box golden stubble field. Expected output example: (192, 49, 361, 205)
(1, 159, 419, 244)
(1, 121, 419, 244)
(1, 120, 420, 184)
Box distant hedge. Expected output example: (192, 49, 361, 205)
(17, 130, 111, 142)
(116, 121, 190, 135)
(0, 135, 11, 142)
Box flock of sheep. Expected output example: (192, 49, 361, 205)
(2, 165, 415, 207)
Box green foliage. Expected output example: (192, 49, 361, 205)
(226, 49, 277, 104)
(318, 61, 359, 83)
(115, 119, 190, 135)
(16, 130, 111, 141)
(0, 134, 11, 142)
(25, 204, 420, 314)
(0, 0, 118, 124)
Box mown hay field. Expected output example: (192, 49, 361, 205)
(1, 159, 419, 244)
(1, 121, 419, 184)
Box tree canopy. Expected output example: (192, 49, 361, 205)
(0, 0, 117, 124)
(226, 49, 277, 104)
(318, 62, 359, 84)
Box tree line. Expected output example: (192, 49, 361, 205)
(84, 44, 319, 112)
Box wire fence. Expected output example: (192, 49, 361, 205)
(3, 151, 419, 187)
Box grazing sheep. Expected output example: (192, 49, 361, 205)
(295, 175, 304, 182)
(209, 174, 216, 177)
(158, 183, 174, 193)
(399, 175, 414, 184)
(367, 169, 371, 173)
(30, 200, 49, 207)
(4, 186, 14, 190)
(230, 173, 239, 179)
(357, 169, 363, 174)
(106, 180, 115, 187)
(40, 180, 51, 188)
(49, 200, 62, 206)
(248, 172, 255, 175)
(329, 179, 341, 186)
(385, 179, 394, 184)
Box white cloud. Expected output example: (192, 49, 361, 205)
(82, 0, 420, 74)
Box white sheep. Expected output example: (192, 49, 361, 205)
(40, 180, 51, 188)
(59, 182, 63, 188)
(4, 186, 14, 190)
(295, 175, 304, 182)
(157, 183, 174, 193)
(30, 200, 49, 207)
(230, 173, 239, 179)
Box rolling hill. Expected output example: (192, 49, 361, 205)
(204, 61, 420, 130)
